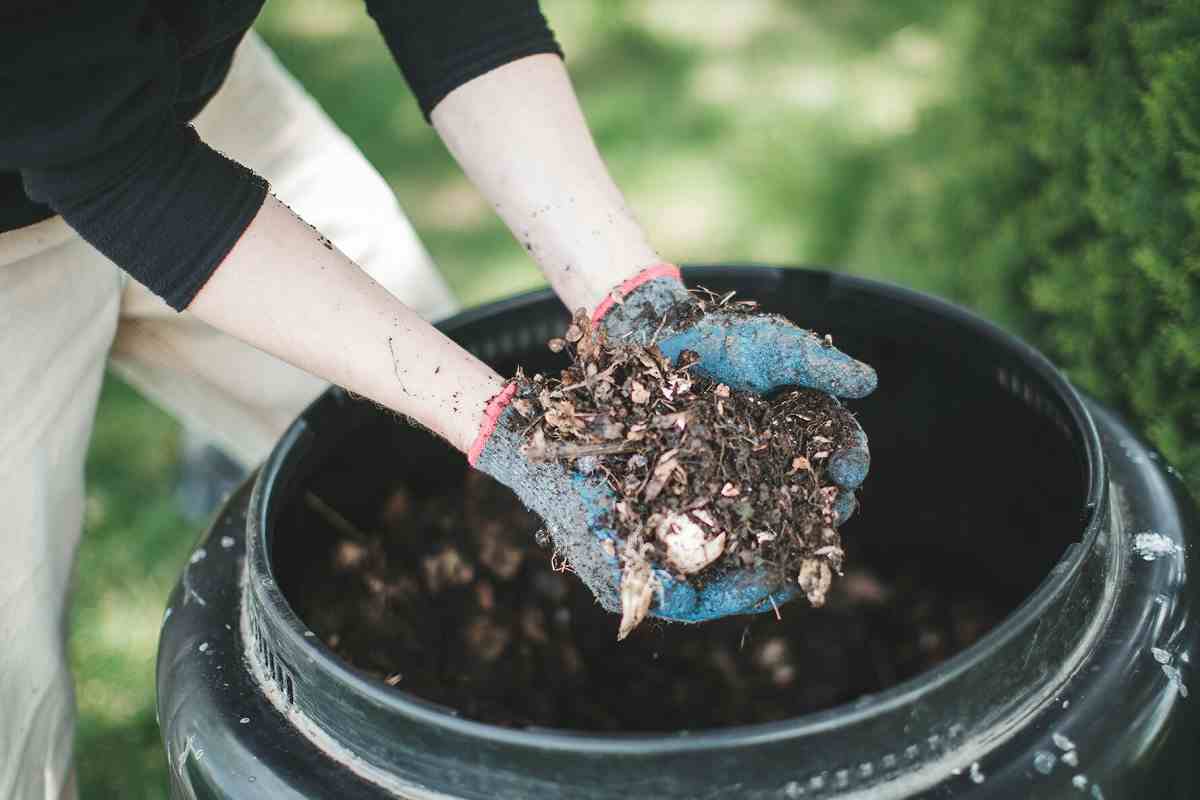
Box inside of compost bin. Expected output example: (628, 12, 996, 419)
(273, 305, 1087, 733)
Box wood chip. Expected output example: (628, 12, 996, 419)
(644, 450, 679, 501)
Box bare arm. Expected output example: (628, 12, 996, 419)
(432, 54, 660, 316)
(188, 195, 505, 454)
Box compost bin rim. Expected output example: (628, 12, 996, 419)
(247, 265, 1108, 754)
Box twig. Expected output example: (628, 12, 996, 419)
(305, 492, 370, 542)
(649, 313, 670, 346)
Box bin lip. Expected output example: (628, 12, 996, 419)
(247, 264, 1108, 754)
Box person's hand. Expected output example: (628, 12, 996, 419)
(469, 383, 625, 621)
(471, 265, 876, 628)
(586, 263, 876, 623)
(468, 383, 800, 632)
(594, 264, 875, 524)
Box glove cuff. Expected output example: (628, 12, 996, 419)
(467, 381, 518, 466)
(592, 262, 690, 339)
(591, 262, 683, 325)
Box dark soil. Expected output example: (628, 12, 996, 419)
(284, 471, 1004, 732)
(514, 310, 859, 635)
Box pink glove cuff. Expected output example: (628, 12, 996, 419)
(590, 262, 682, 326)
(467, 381, 518, 466)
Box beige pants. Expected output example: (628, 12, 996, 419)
(0, 33, 457, 799)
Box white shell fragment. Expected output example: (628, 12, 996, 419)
(798, 559, 833, 607)
(656, 513, 726, 575)
(617, 559, 659, 641)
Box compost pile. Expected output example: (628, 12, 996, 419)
(284, 470, 1006, 731)
(512, 308, 859, 636)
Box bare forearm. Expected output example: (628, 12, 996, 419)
(189, 195, 505, 453)
(432, 54, 659, 315)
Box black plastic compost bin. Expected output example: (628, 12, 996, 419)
(157, 266, 1199, 799)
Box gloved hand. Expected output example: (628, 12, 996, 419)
(469, 382, 627, 618)
(592, 263, 876, 622)
(469, 383, 793, 631)
(595, 263, 875, 519)
(471, 264, 877, 627)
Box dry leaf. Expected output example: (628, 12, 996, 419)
(511, 398, 533, 418)
(617, 559, 658, 640)
(789, 456, 811, 473)
(644, 450, 679, 501)
(630, 381, 650, 404)
(564, 323, 584, 343)
(798, 559, 833, 607)
(720, 482, 740, 497)
(599, 417, 625, 439)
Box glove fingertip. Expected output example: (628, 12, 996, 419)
(827, 445, 870, 489)
(834, 491, 858, 525)
(830, 360, 877, 399)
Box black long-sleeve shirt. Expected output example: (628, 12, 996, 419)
(0, 1, 560, 309)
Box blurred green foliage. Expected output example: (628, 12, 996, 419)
(72, 0, 1195, 797)
(851, 0, 1199, 488)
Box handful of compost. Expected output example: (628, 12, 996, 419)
(527, 311, 864, 635)
(470, 266, 875, 639)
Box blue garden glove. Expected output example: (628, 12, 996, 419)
(594, 264, 876, 619)
(470, 383, 790, 637)
(595, 264, 875, 505)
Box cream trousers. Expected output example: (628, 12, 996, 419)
(0, 33, 457, 799)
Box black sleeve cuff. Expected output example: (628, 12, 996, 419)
(23, 122, 267, 310)
(366, 0, 563, 120)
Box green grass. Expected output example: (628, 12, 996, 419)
(72, 1, 967, 795)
